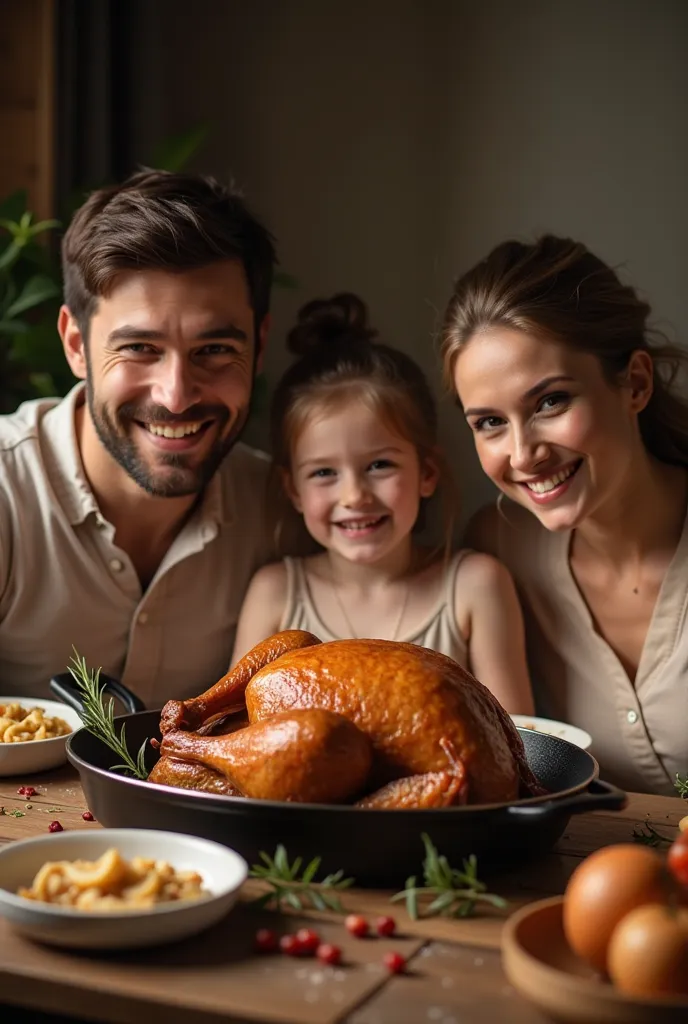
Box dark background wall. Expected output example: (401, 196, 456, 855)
(53, 0, 688, 525)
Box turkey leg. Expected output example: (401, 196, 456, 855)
(160, 629, 321, 735)
(160, 707, 372, 804)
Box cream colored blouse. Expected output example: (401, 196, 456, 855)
(279, 552, 470, 668)
(489, 499, 688, 794)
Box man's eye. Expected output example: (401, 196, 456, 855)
(198, 344, 240, 356)
(122, 343, 155, 354)
(473, 415, 505, 432)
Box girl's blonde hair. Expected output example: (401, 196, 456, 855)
(441, 234, 688, 466)
(270, 293, 455, 561)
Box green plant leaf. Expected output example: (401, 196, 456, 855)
(0, 240, 23, 272)
(0, 319, 30, 335)
(149, 123, 209, 172)
(0, 189, 28, 223)
(5, 275, 60, 319)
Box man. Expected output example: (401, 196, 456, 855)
(0, 170, 277, 704)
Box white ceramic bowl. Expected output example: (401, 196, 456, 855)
(512, 714, 593, 750)
(0, 829, 248, 949)
(0, 697, 83, 776)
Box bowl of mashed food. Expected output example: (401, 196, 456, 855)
(0, 828, 248, 948)
(0, 698, 83, 776)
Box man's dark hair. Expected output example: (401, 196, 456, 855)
(61, 169, 276, 335)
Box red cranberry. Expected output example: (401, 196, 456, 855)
(316, 942, 342, 966)
(375, 915, 396, 937)
(383, 951, 406, 974)
(345, 913, 369, 938)
(295, 927, 320, 954)
(254, 928, 278, 953)
(279, 934, 303, 956)
(82, 810, 95, 821)
(17, 786, 38, 798)
(48, 820, 63, 833)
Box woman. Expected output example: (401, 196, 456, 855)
(442, 234, 688, 794)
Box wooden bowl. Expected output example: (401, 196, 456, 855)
(502, 896, 688, 1023)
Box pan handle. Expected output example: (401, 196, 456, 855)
(506, 778, 627, 820)
(49, 671, 147, 716)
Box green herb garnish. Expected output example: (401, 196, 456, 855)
(675, 773, 688, 799)
(391, 833, 507, 920)
(0, 807, 25, 818)
(68, 650, 148, 780)
(249, 845, 355, 912)
(632, 821, 673, 847)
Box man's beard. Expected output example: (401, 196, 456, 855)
(85, 380, 249, 498)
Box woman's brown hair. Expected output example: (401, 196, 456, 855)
(441, 234, 688, 467)
(270, 292, 455, 559)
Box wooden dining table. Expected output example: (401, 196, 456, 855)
(0, 765, 684, 1024)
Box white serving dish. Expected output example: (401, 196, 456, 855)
(0, 829, 247, 949)
(511, 714, 592, 750)
(0, 697, 83, 776)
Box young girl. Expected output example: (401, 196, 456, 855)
(232, 293, 534, 714)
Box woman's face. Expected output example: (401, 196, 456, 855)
(453, 327, 651, 531)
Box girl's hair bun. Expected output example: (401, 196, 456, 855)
(286, 292, 378, 356)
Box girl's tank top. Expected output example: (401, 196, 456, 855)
(279, 551, 471, 669)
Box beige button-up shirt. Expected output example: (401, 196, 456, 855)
(488, 499, 688, 795)
(0, 385, 274, 707)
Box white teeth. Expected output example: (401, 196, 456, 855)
(526, 463, 578, 494)
(146, 422, 203, 439)
(337, 518, 382, 530)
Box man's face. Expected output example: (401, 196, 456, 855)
(60, 261, 267, 497)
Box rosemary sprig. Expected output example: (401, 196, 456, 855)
(390, 833, 507, 920)
(68, 650, 149, 780)
(632, 821, 673, 847)
(675, 773, 688, 799)
(249, 845, 355, 912)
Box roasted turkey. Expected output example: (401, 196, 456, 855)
(150, 630, 541, 807)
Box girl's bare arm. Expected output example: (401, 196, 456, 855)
(455, 552, 535, 715)
(230, 561, 289, 667)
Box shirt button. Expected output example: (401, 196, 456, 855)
(627, 709, 638, 724)
(109, 558, 124, 573)
(138, 612, 149, 625)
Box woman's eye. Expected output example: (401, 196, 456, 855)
(538, 392, 570, 413)
(473, 415, 505, 432)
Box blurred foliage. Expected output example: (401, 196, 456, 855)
(0, 124, 289, 418)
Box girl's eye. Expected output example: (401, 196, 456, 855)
(538, 392, 570, 413)
(368, 459, 395, 471)
(308, 468, 335, 479)
(472, 415, 505, 432)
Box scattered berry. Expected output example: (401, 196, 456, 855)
(383, 951, 406, 974)
(316, 942, 342, 966)
(279, 933, 303, 956)
(17, 786, 37, 798)
(48, 820, 63, 833)
(254, 928, 278, 953)
(375, 915, 396, 937)
(82, 810, 95, 821)
(345, 913, 369, 938)
(295, 927, 320, 954)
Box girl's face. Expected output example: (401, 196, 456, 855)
(286, 398, 438, 566)
(453, 327, 652, 531)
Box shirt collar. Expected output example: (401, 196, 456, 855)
(43, 383, 232, 529)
